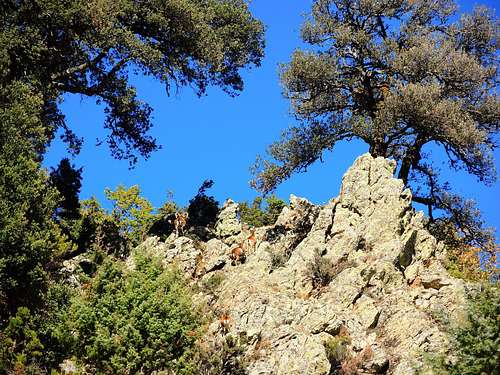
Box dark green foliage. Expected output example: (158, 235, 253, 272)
(239, 195, 286, 227)
(64, 253, 202, 374)
(307, 250, 337, 289)
(188, 180, 220, 228)
(0, 83, 72, 317)
(0, 281, 77, 373)
(49, 158, 83, 221)
(148, 212, 176, 240)
(1, 0, 265, 164)
(66, 197, 127, 258)
(428, 284, 500, 375)
(32, 281, 77, 371)
(252, 0, 499, 253)
(148, 198, 179, 240)
(0, 282, 77, 373)
(0, 1, 265, 371)
(0, 307, 44, 374)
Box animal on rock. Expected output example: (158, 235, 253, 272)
(246, 228, 257, 252)
(230, 244, 246, 265)
(174, 211, 189, 237)
(219, 312, 232, 335)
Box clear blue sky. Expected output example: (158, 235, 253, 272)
(45, 0, 499, 238)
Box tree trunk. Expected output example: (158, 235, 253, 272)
(369, 141, 388, 158)
(398, 137, 426, 185)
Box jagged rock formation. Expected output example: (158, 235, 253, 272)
(136, 153, 469, 374)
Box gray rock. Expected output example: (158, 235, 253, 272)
(215, 199, 242, 238)
(136, 153, 468, 374)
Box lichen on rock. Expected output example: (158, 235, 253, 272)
(137, 153, 469, 374)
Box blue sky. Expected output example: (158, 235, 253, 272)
(45, 0, 499, 237)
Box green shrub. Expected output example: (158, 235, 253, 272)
(64, 253, 203, 374)
(0, 307, 44, 373)
(239, 195, 286, 227)
(193, 334, 248, 375)
(0, 281, 76, 374)
(201, 273, 225, 295)
(149, 200, 179, 240)
(268, 249, 289, 270)
(324, 336, 351, 374)
(74, 197, 128, 257)
(427, 283, 500, 375)
(307, 251, 355, 289)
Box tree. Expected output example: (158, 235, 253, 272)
(427, 283, 500, 375)
(0, 82, 71, 319)
(49, 158, 83, 221)
(1, 0, 265, 164)
(105, 185, 155, 245)
(0, 0, 264, 325)
(187, 180, 220, 228)
(148, 194, 179, 239)
(63, 254, 202, 374)
(251, 0, 499, 252)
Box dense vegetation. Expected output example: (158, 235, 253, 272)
(0, 252, 203, 374)
(0, 0, 498, 373)
(427, 284, 500, 375)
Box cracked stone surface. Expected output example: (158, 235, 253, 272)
(137, 153, 470, 375)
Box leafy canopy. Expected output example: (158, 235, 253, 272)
(252, 0, 499, 252)
(63, 253, 202, 374)
(105, 184, 155, 245)
(1, 0, 265, 164)
(187, 179, 220, 227)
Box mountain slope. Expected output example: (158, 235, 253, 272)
(136, 153, 470, 375)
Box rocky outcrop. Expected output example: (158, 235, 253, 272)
(137, 153, 469, 375)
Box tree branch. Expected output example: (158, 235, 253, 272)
(50, 51, 108, 82)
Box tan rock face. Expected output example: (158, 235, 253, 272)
(138, 153, 468, 374)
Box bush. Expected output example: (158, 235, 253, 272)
(239, 195, 286, 227)
(268, 249, 289, 270)
(149, 199, 179, 240)
(74, 197, 128, 257)
(0, 307, 44, 374)
(444, 246, 489, 282)
(201, 273, 225, 295)
(324, 334, 374, 375)
(0, 281, 76, 374)
(63, 253, 203, 374)
(427, 283, 500, 375)
(307, 251, 353, 289)
(193, 334, 248, 375)
(324, 336, 351, 373)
